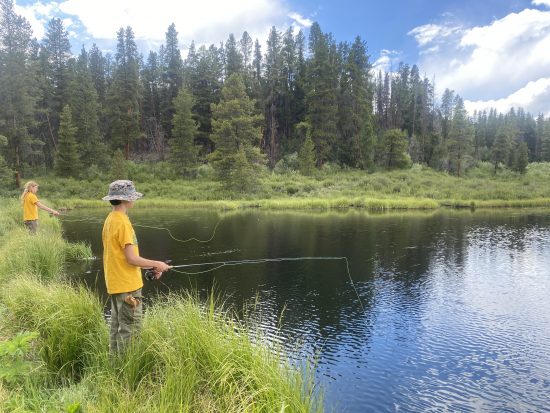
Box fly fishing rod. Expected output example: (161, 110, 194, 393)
(144, 256, 365, 310)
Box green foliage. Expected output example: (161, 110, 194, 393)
(306, 23, 338, 165)
(491, 129, 510, 173)
(0, 154, 13, 188)
(378, 129, 411, 170)
(66, 402, 83, 413)
(107, 27, 142, 152)
(55, 105, 79, 178)
(109, 148, 128, 181)
(298, 132, 316, 175)
(274, 152, 299, 173)
(68, 47, 108, 168)
(0, 331, 40, 385)
(209, 74, 265, 192)
(0, 0, 39, 174)
(512, 141, 529, 174)
(447, 97, 474, 176)
(169, 87, 199, 175)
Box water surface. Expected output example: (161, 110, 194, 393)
(62, 208, 550, 412)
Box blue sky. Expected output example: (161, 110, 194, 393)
(13, 0, 550, 115)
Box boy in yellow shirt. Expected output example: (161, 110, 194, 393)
(21, 181, 60, 234)
(102, 180, 171, 353)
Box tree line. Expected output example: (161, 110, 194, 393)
(1, 0, 550, 189)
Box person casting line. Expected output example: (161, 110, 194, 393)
(102, 180, 171, 353)
(21, 181, 60, 234)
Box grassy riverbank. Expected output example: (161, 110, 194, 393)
(0, 199, 320, 412)
(4, 161, 550, 211)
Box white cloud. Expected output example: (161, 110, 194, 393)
(56, 0, 294, 49)
(408, 23, 460, 47)
(411, 8, 550, 115)
(373, 49, 402, 73)
(465, 77, 550, 115)
(289, 12, 313, 29)
(533, 0, 550, 7)
(14, 1, 60, 39)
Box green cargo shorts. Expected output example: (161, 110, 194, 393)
(24, 220, 38, 234)
(109, 289, 143, 354)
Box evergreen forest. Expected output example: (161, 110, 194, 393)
(1, 0, 550, 190)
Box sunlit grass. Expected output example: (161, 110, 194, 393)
(0, 200, 92, 282)
(0, 192, 322, 412)
(8, 162, 550, 211)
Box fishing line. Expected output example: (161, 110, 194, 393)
(59, 215, 223, 244)
(163, 256, 365, 311)
(132, 219, 222, 243)
(59, 215, 366, 310)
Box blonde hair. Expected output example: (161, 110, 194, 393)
(21, 181, 38, 202)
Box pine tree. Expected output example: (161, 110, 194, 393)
(160, 23, 183, 139)
(208, 74, 264, 192)
(306, 23, 338, 166)
(378, 128, 410, 169)
(89, 44, 107, 104)
(185, 44, 223, 154)
(512, 141, 529, 174)
(55, 105, 79, 177)
(142, 50, 164, 157)
(264, 26, 283, 168)
(109, 148, 128, 181)
(337, 36, 374, 168)
(42, 17, 71, 164)
(225, 33, 243, 79)
(541, 120, 550, 161)
(169, 87, 198, 175)
(107, 26, 142, 157)
(297, 122, 315, 175)
(447, 96, 474, 176)
(68, 47, 108, 168)
(491, 129, 510, 173)
(239, 31, 253, 93)
(440, 88, 455, 142)
(0, 0, 39, 186)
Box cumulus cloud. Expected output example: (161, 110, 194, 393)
(465, 77, 550, 115)
(14, 1, 59, 39)
(53, 0, 306, 50)
(411, 7, 550, 115)
(408, 23, 461, 47)
(289, 12, 313, 28)
(532, 0, 550, 7)
(16, 0, 311, 55)
(372, 49, 402, 73)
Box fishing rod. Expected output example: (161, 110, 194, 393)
(59, 215, 365, 309)
(145, 256, 351, 279)
(144, 256, 365, 311)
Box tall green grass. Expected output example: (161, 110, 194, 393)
(0, 198, 322, 412)
(1, 276, 107, 382)
(14, 161, 550, 211)
(0, 199, 92, 282)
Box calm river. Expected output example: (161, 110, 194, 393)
(61, 208, 550, 413)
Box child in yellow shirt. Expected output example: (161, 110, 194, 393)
(102, 180, 171, 353)
(21, 181, 60, 234)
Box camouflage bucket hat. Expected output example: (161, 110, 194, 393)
(102, 180, 143, 201)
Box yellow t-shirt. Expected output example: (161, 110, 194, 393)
(23, 193, 39, 221)
(102, 211, 143, 294)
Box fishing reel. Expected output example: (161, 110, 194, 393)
(144, 269, 157, 281)
(144, 260, 172, 281)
